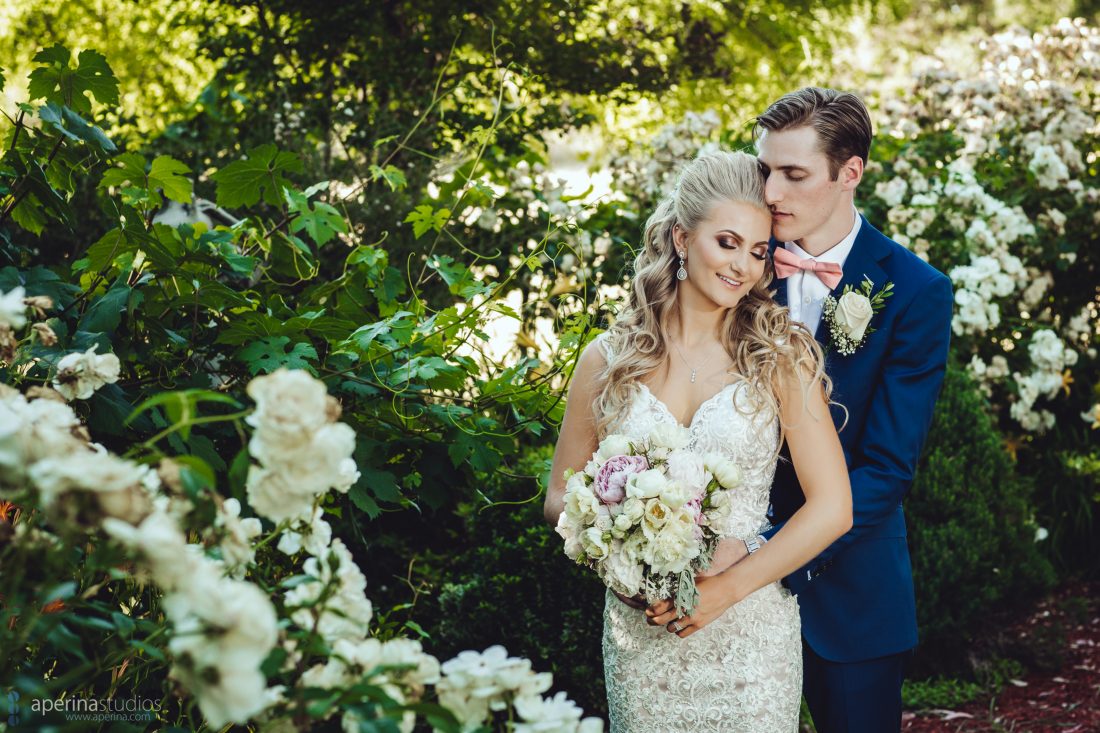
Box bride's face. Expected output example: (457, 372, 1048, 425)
(675, 200, 771, 308)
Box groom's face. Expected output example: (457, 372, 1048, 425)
(756, 126, 847, 244)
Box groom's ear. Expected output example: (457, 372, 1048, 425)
(838, 155, 864, 191)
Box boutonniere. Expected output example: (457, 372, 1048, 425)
(822, 277, 894, 356)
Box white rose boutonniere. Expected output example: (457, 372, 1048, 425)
(822, 277, 894, 356)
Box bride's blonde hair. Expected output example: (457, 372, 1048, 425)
(593, 149, 832, 442)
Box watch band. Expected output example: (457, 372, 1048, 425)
(744, 535, 762, 555)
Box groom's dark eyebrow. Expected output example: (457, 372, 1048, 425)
(776, 164, 810, 173)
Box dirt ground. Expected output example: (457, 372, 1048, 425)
(902, 583, 1099, 733)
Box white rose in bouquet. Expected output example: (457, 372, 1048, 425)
(596, 434, 633, 462)
(641, 498, 671, 536)
(625, 469, 667, 500)
(658, 480, 692, 511)
(620, 497, 645, 525)
(602, 541, 644, 596)
(580, 527, 611, 561)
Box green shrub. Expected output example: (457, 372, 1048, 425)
(902, 677, 984, 710)
(417, 445, 609, 720)
(908, 360, 1056, 675)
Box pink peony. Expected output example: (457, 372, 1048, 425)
(594, 455, 648, 505)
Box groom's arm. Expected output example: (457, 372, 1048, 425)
(781, 271, 953, 595)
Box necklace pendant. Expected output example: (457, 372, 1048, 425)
(690, 369, 697, 383)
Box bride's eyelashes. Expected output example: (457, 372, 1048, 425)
(717, 237, 767, 261)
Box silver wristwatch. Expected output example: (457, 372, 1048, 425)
(744, 535, 763, 555)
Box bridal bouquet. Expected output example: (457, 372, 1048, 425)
(554, 424, 743, 615)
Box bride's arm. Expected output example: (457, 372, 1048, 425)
(542, 339, 605, 527)
(648, 365, 852, 634)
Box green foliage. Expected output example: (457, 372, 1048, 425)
(907, 362, 1056, 675)
(902, 676, 984, 710)
(27, 45, 119, 114)
(413, 445, 609, 720)
(211, 143, 305, 208)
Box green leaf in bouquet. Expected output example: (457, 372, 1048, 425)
(237, 335, 318, 375)
(28, 45, 119, 114)
(212, 143, 304, 207)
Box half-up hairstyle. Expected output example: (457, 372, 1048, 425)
(593, 149, 832, 446)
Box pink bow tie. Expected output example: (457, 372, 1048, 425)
(772, 247, 843, 289)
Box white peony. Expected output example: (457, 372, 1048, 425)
(665, 449, 705, 492)
(704, 454, 742, 490)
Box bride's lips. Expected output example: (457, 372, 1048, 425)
(716, 273, 742, 289)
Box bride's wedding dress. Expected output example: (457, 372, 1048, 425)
(600, 356, 802, 731)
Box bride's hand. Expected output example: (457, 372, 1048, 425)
(644, 575, 736, 638)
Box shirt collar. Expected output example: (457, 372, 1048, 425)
(783, 207, 862, 267)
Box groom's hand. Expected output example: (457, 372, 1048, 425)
(613, 591, 647, 610)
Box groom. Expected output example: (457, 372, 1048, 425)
(754, 87, 953, 731)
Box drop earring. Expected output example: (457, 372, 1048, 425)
(676, 251, 688, 281)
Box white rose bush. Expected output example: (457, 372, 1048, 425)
(1, 368, 601, 732)
(0, 50, 601, 731)
(860, 18, 1099, 568)
(555, 427, 744, 614)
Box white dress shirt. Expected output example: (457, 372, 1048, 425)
(783, 209, 862, 335)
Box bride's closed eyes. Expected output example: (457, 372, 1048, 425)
(717, 235, 768, 261)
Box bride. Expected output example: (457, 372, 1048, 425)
(543, 150, 852, 731)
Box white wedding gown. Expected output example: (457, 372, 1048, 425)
(601, 374, 802, 732)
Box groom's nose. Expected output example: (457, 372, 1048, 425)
(764, 176, 783, 206)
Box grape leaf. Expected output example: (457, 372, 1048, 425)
(403, 205, 450, 238)
(27, 46, 118, 114)
(212, 144, 303, 208)
(237, 336, 317, 375)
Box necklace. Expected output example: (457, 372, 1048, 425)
(668, 337, 700, 383)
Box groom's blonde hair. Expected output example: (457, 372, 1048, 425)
(754, 87, 872, 181)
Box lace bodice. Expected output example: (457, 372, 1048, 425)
(620, 381, 779, 541)
(599, 345, 801, 733)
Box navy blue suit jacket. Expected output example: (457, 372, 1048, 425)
(764, 215, 953, 663)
